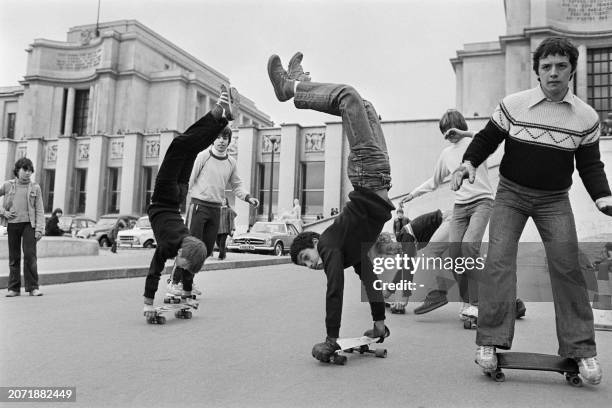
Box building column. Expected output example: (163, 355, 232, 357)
(85, 134, 107, 219)
(0, 139, 17, 182)
(278, 124, 300, 216)
(323, 122, 343, 217)
(235, 126, 257, 228)
(120, 132, 143, 214)
(25, 138, 44, 185)
(54, 135, 76, 211)
(63, 87, 75, 136)
(576, 43, 588, 102)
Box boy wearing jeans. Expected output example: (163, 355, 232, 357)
(143, 85, 238, 318)
(268, 52, 395, 362)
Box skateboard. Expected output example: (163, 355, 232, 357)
(146, 300, 199, 325)
(463, 315, 477, 330)
(483, 352, 582, 386)
(327, 336, 388, 365)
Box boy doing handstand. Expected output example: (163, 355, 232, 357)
(268, 52, 395, 362)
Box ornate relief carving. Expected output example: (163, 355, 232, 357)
(305, 132, 325, 152)
(110, 140, 124, 160)
(144, 138, 160, 159)
(46, 144, 58, 163)
(77, 143, 90, 161)
(262, 135, 281, 153)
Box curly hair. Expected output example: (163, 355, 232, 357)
(532, 37, 578, 76)
(290, 231, 320, 264)
(180, 235, 207, 273)
(13, 157, 34, 177)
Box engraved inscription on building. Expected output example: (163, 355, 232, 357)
(56, 48, 102, 71)
(561, 0, 611, 22)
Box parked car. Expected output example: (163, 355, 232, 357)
(76, 214, 139, 247)
(58, 215, 97, 237)
(117, 216, 156, 248)
(226, 221, 299, 256)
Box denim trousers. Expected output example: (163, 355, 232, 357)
(295, 82, 391, 191)
(7, 222, 39, 292)
(476, 177, 596, 358)
(449, 198, 493, 305)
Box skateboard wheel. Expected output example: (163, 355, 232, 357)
(463, 320, 472, 330)
(184, 311, 193, 319)
(566, 375, 582, 387)
(374, 349, 387, 358)
(157, 316, 166, 325)
(358, 345, 369, 354)
(493, 371, 505, 382)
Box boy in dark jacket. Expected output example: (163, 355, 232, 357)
(268, 52, 395, 362)
(143, 85, 239, 319)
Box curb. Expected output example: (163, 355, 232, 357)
(0, 257, 291, 289)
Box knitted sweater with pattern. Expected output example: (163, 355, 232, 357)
(463, 86, 610, 201)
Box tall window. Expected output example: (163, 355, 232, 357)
(257, 162, 279, 217)
(587, 47, 612, 136)
(142, 166, 157, 214)
(5, 113, 16, 139)
(43, 170, 55, 213)
(300, 162, 325, 216)
(73, 169, 87, 214)
(73, 89, 89, 136)
(107, 168, 121, 214)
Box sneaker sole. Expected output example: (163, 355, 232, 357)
(414, 299, 448, 315)
(267, 55, 291, 102)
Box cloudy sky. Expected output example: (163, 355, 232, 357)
(0, 0, 506, 126)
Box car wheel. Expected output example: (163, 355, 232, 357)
(99, 237, 111, 247)
(273, 242, 284, 256)
(143, 240, 155, 249)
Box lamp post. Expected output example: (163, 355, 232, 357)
(267, 135, 278, 222)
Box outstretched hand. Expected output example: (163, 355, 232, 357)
(596, 196, 612, 216)
(248, 197, 260, 208)
(400, 193, 414, 206)
(450, 161, 476, 191)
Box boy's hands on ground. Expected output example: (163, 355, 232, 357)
(450, 161, 476, 191)
(596, 196, 612, 216)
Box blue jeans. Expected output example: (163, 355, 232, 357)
(449, 198, 493, 305)
(295, 82, 391, 191)
(476, 177, 596, 358)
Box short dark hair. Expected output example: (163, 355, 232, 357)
(52, 208, 63, 217)
(217, 126, 232, 144)
(397, 209, 404, 214)
(290, 231, 320, 264)
(439, 109, 467, 134)
(532, 37, 578, 76)
(180, 236, 207, 272)
(13, 157, 34, 177)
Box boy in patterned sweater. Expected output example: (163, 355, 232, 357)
(452, 37, 612, 385)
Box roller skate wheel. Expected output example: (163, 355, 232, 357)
(374, 349, 387, 358)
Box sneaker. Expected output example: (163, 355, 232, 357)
(217, 84, 239, 121)
(461, 305, 478, 319)
(143, 304, 156, 319)
(576, 357, 602, 385)
(5, 290, 20, 297)
(287, 52, 311, 82)
(29, 289, 43, 296)
(267, 54, 295, 102)
(414, 291, 448, 315)
(191, 284, 202, 296)
(515, 298, 526, 319)
(475, 346, 497, 370)
(166, 283, 183, 297)
(459, 302, 470, 321)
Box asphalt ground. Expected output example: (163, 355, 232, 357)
(1, 263, 611, 408)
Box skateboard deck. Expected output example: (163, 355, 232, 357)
(484, 352, 582, 386)
(328, 336, 388, 365)
(146, 300, 199, 325)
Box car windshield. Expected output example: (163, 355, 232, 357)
(252, 223, 286, 234)
(96, 218, 117, 228)
(135, 218, 151, 229)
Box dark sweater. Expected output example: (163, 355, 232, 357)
(317, 188, 395, 338)
(463, 87, 610, 200)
